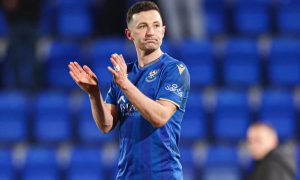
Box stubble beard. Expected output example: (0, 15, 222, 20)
(140, 40, 161, 55)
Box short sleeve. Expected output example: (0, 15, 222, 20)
(156, 62, 190, 112)
(105, 81, 118, 105)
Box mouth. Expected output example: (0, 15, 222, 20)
(144, 39, 157, 43)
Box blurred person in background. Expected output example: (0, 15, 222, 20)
(68, 1, 190, 179)
(157, 0, 205, 42)
(247, 122, 296, 180)
(1, 0, 42, 90)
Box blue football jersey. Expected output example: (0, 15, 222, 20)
(105, 53, 190, 180)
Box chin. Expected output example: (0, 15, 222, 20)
(143, 48, 156, 55)
(142, 45, 158, 53)
(253, 154, 264, 161)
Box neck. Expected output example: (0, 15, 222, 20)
(136, 48, 164, 68)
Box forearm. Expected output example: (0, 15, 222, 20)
(120, 79, 171, 128)
(88, 90, 114, 133)
(68, 61, 116, 133)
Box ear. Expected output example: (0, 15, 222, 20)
(162, 25, 166, 39)
(125, 29, 134, 41)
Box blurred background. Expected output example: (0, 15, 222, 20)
(0, 0, 300, 179)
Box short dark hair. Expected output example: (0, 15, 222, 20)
(126, 1, 162, 25)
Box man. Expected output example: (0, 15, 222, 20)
(247, 122, 296, 180)
(1, 0, 42, 90)
(68, 1, 190, 179)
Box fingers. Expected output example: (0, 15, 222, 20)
(120, 54, 126, 65)
(112, 54, 122, 66)
(108, 53, 129, 79)
(107, 66, 118, 77)
(68, 61, 86, 77)
(111, 53, 126, 71)
(69, 61, 84, 75)
(83, 65, 98, 82)
(69, 71, 80, 83)
(83, 65, 97, 78)
(114, 54, 124, 66)
(110, 55, 120, 70)
(117, 54, 126, 70)
(74, 62, 84, 73)
(68, 62, 80, 75)
(120, 54, 127, 73)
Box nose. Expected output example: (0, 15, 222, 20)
(146, 26, 155, 36)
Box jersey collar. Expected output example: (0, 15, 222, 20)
(136, 53, 166, 70)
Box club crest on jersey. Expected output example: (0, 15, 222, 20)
(146, 69, 160, 82)
(177, 64, 185, 75)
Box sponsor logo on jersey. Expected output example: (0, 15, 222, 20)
(177, 64, 185, 75)
(165, 84, 183, 97)
(117, 95, 138, 116)
(146, 69, 160, 82)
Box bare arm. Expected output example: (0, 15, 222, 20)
(107, 54, 177, 128)
(88, 90, 119, 133)
(68, 62, 118, 133)
(119, 80, 177, 128)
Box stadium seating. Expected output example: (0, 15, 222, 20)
(56, 0, 93, 38)
(203, 145, 241, 180)
(67, 146, 103, 180)
(181, 92, 206, 143)
(180, 147, 198, 180)
(268, 38, 300, 87)
(223, 38, 260, 87)
(234, 0, 270, 35)
(23, 146, 59, 180)
(38, 1, 57, 36)
(0, 149, 14, 180)
(277, 0, 300, 35)
(179, 39, 215, 87)
(46, 40, 82, 89)
(0, 91, 28, 144)
(2, 0, 300, 179)
(259, 89, 295, 140)
(203, 0, 227, 35)
(78, 96, 116, 145)
(213, 89, 250, 142)
(34, 92, 71, 144)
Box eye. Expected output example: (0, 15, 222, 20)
(138, 25, 146, 29)
(154, 24, 160, 28)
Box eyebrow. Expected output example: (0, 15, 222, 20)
(137, 21, 161, 26)
(137, 22, 147, 26)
